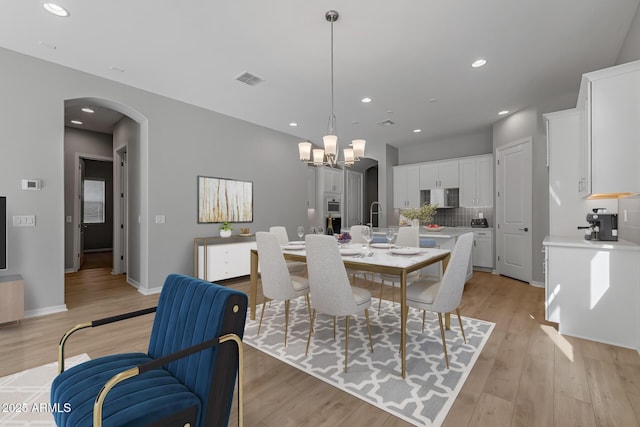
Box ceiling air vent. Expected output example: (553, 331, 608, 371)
(234, 71, 264, 86)
(377, 119, 395, 127)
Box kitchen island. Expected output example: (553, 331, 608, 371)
(543, 236, 640, 351)
(343, 226, 475, 280)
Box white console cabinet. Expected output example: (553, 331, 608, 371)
(194, 238, 257, 282)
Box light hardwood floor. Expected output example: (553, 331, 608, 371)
(1, 268, 639, 426)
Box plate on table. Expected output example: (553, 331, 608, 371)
(371, 242, 393, 249)
(288, 241, 305, 245)
(340, 247, 362, 256)
(282, 244, 304, 250)
(390, 247, 421, 255)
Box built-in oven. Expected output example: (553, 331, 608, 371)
(325, 194, 341, 217)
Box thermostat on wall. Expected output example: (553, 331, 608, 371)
(22, 179, 41, 190)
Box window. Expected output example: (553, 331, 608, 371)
(83, 179, 105, 223)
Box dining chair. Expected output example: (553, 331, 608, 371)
(345, 224, 372, 286)
(378, 226, 421, 313)
(406, 232, 473, 369)
(304, 234, 374, 372)
(269, 226, 307, 275)
(256, 231, 311, 347)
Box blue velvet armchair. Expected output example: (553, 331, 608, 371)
(50, 274, 247, 427)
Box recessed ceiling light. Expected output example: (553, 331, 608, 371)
(428, 98, 438, 103)
(82, 107, 95, 114)
(498, 110, 510, 115)
(70, 120, 83, 125)
(471, 59, 487, 68)
(43, 3, 70, 17)
(413, 129, 422, 133)
(361, 97, 372, 103)
(110, 66, 125, 73)
(39, 41, 57, 50)
(289, 122, 298, 127)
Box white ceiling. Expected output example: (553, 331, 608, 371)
(1, 1, 638, 146)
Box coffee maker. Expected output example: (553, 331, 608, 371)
(577, 208, 618, 241)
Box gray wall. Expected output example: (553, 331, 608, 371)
(617, 2, 640, 65)
(63, 127, 113, 269)
(0, 47, 312, 312)
(398, 128, 493, 165)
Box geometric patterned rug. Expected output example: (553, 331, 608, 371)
(244, 297, 495, 426)
(0, 354, 90, 426)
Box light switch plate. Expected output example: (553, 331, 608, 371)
(155, 215, 166, 224)
(13, 215, 36, 227)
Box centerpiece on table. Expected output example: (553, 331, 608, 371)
(400, 203, 438, 227)
(336, 232, 352, 244)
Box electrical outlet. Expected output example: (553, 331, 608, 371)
(155, 215, 166, 224)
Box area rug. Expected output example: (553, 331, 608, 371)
(0, 354, 90, 426)
(244, 298, 494, 426)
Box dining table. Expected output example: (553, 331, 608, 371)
(249, 241, 452, 378)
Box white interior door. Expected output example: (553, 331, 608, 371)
(496, 137, 532, 282)
(346, 170, 363, 227)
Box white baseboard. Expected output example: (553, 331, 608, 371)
(64, 268, 77, 273)
(24, 304, 68, 319)
(138, 286, 163, 296)
(529, 280, 545, 288)
(127, 277, 140, 289)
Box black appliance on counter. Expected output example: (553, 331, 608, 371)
(470, 218, 488, 228)
(577, 208, 618, 241)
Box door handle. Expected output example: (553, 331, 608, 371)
(518, 227, 529, 232)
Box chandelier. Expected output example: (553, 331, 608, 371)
(298, 10, 366, 167)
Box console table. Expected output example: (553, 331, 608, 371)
(193, 236, 257, 282)
(0, 274, 24, 325)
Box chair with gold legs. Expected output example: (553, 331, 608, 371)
(51, 274, 247, 427)
(378, 226, 421, 313)
(269, 226, 307, 276)
(406, 232, 473, 369)
(256, 231, 311, 347)
(304, 234, 374, 372)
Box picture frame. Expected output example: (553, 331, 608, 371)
(197, 176, 253, 223)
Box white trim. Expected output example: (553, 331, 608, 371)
(137, 285, 162, 296)
(24, 305, 67, 319)
(64, 268, 76, 273)
(127, 277, 140, 289)
(529, 280, 545, 288)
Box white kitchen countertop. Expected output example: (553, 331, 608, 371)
(543, 235, 640, 251)
(344, 226, 492, 239)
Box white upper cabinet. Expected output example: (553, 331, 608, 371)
(459, 155, 493, 207)
(317, 167, 343, 194)
(419, 160, 459, 189)
(577, 60, 640, 197)
(393, 165, 420, 208)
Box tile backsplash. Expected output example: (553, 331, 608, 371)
(618, 195, 640, 244)
(433, 207, 494, 227)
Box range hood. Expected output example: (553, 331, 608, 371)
(426, 188, 458, 208)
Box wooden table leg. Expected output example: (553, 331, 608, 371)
(249, 249, 258, 320)
(400, 270, 407, 378)
(442, 253, 452, 330)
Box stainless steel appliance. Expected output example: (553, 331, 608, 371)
(325, 194, 341, 216)
(577, 208, 618, 241)
(470, 218, 488, 228)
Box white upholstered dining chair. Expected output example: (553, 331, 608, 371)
(345, 225, 372, 286)
(256, 231, 311, 347)
(269, 226, 306, 275)
(304, 234, 374, 372)
(406, 232, 473, 368)
(378, 226, 421, 313)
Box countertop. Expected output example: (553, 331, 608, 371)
(356, 226, 493, 239)
(543, 235, 640, 251)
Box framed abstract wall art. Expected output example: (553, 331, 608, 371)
(197, 176, 253, 223)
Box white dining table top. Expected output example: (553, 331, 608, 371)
(281, 242, 450, 269)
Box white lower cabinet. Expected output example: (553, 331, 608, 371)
(472, 230, 493, 268)
(544, 238, 640, 350)
(196, 241, 257, 282)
